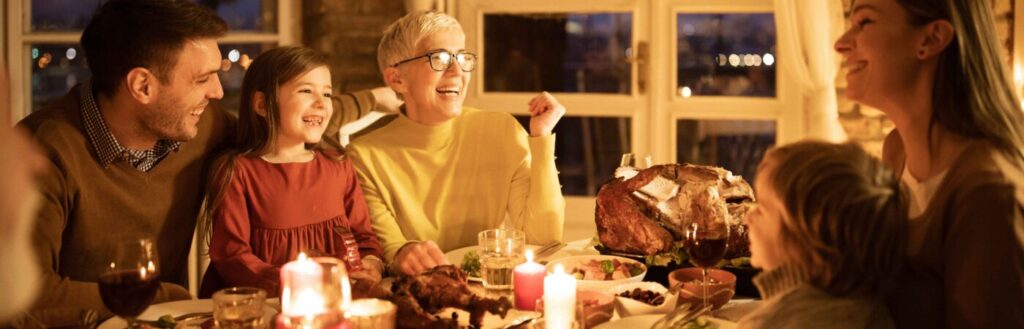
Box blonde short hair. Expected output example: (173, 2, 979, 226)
(762, 141, 907, 297)
(377, 11, 463, 74)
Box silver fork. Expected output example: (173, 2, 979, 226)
(133, 312, 213, 328)
(651, 303, 711, 329)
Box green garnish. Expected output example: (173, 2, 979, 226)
(730, 257, 752, 268)
(155, 314, 176, 328)
(600, 260, 615, 274)
(460, 251, 482, 277)
(628, 265, 645, 277)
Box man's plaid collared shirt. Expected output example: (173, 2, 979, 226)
(79, 81, 181, 172)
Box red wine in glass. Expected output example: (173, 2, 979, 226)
(99, 238, 160, 327)
(686, 237, 728, 268)
(685, 222, 729, 310)
(99, 269, 160, 318)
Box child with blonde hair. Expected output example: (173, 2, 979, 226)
(739, 141, 906, 329)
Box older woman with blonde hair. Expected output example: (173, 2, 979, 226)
(348, 11, 567, 275)
(739, 141, 906, 329)
(835, 0, 1024, 327)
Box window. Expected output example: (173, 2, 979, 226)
(5, 0, 300, 122)
(456, 0, 801, 229)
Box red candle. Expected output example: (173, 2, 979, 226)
(513, 250, 545, 310)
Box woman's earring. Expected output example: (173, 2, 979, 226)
(919, 50, 926, 57)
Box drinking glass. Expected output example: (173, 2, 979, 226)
(213, 287, 267, 329)
(684, 218, 730, 310)
(477, 229, 525, 290)
(98, 237, 161, 328)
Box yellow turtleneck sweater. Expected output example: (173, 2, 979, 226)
(347, 108, 565, 261)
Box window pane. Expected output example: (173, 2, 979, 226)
(676, 119, 775, 183)
(677, 14, 777, 97)
(515, 116, 631, 196)
(202, 0, 277, 32)
(30, 0, 107, 32)
(29, 0, 276, 32)
(485, 13, 632, 94)
(216, 43, 277, 113)
(31, 44, 91, 112)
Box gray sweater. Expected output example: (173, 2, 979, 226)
(737, 265, 894, 329)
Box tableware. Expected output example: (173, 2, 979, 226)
(213, 287, 267, 328)
(592, 244, 761, 297)
(545, 255, 646, 291)
(685, 217, 730, 310)
(445, 244, 573, 282)
(98, 237, 161, 328)
(651, 303, 711, 329)
(533, 240, 566, 259)
(524, 318, 580, 329)
(669, 268, 737, 310)
(478, 229, 526, 290)
(97, 299, 280, 329)
(606, 281, 676, 317)
(346, 298, 396, 329)
(576, 289, 614, 327)
(593, 314, 737, 329)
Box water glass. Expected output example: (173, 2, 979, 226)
(213, 287, 267, 329)
(477, 229, 525, 290)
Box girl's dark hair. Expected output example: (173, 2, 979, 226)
(81, 0, 227, 96)
(200, 46, 331, 247)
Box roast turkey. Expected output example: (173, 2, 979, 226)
(595, 163, 756, 258)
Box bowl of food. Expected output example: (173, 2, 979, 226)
(606, 281, 676, 317)
(577, 289, 615, 327)
(546, 255, 646, 291)
(668, 268, 737, 310)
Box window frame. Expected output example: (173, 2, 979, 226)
(3, 0, 302, 123)
(451, 0, 802, 237)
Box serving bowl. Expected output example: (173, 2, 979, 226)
(546, 255, 646, 292)
(606, 281, 676, 317)
(668, 268, 737, 310)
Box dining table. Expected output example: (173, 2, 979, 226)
(99, 238, 760, 329)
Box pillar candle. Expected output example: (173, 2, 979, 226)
(281, 252, 326, 316)
(543, 264, 576, 329)
(513, 250, 545, 310)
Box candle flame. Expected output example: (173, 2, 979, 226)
(526, 249, 534, 263)
(297, 252, 308, 261)
(554, 263, 566, 274)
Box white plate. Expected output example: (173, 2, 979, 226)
(98, 298, 279, 329)
(546, 255, 646, 292)
(594, 314, 737, 329)
(444, 244, 572, 281)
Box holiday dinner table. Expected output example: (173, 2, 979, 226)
(98, 239, 758, 328)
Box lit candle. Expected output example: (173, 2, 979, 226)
(281, 252, 326, 317)
(514, 250, 545, 310)
(543, 264, 576, 329)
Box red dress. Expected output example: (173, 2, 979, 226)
(202, 151, 382, 296)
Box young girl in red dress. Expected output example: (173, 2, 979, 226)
(199, 46, 383, 297)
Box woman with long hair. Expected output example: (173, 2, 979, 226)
(834, 0, 1024, 327)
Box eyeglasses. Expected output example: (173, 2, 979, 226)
(390, 50, 478, 72)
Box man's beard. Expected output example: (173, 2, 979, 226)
(142, 97, 199, 142)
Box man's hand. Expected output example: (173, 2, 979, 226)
(527, 91, 566, 137)
(393, 241, 449, 276)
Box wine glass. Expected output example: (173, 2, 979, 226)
(684, 217, 730, 310)
(98, 237, 161, 328)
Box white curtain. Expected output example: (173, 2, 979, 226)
(775, 0, 848, 142)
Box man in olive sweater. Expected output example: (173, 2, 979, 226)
(15, 0, 392, 322)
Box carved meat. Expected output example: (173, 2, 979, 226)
(595, 163, 756, 257)
(388, 265, 512, 329)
